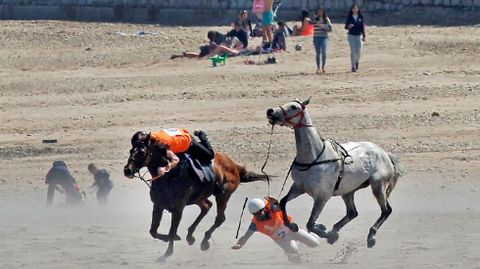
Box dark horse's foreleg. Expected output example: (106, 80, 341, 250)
(163, 207, 184, 258)
(150, 203, 180, 242)
(186, 198, 212, 246)
(367, 181, 392, 248)
(200, 192, 231, 251)
(279, 183, 305, 232)
(327, 191, 358, 244)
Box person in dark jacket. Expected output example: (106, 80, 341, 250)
(45, 160, 84, 206)
(88, 163, 114, 205)
(344, 4, 366, 72)
(226, 21, 249, 49)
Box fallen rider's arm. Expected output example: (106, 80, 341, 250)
(231, 228, 255, 250)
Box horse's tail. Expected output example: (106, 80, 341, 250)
(386, 152, 404, 198)
(237, 165, 268, 183)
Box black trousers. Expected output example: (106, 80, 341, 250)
(188, 137, 214, 165)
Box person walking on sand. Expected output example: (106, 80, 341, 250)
(88, 163, 114, 205)
(313, 7, 332, 74)
(232, 197, 319, 263)
(345, 4, 366, 72)
(261, 0, 274, 46)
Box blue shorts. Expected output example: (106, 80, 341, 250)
(262, 10, 274, 25)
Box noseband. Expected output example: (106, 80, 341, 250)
(279, 101, 313, 128)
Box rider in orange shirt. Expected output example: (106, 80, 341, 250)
(232, 197, 319, 263)
(130, 128, 214, 179)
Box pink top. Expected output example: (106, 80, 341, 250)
(252, 0, 264, 14)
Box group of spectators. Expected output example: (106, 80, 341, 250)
(170, 1, 367, 74)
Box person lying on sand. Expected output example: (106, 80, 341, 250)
(171, 30, 241, 60)
(232, 196, 319, 263)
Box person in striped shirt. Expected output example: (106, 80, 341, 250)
(312, 7, 332, 74)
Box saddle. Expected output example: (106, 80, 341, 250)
(179, 153, 215, 184)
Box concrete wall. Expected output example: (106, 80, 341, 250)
(1, 0, 479, 24)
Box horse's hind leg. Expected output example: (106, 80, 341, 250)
(186, 198, 212, 246)
(367, 181, 392, 248)
(327, 191, 358, 244)
(201, 192, 231, 251)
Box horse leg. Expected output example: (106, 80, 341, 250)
(163, 207, 184, 258)
(306, 196, 330, 238)
(149, 203, 167, 242)
(149, 203, 179, 242)
(186, 198, 212, 246)
(327, 191, 358, 244)
(280, 183, 305, 232)
(367, 181, 392, 248)
(201, 192, 231, 251)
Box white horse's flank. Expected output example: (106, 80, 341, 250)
(266, 98, 402, 247)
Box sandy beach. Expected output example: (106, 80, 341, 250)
(1, 20, 479, 268)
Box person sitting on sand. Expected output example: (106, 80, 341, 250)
(232, 197, 319, 263)
(239, 10, 253, 36)
(45, 160, 85, 206)
(88, 163, 114, 205)
(292, 9, 314, 36)
(226, 21, 249, 49)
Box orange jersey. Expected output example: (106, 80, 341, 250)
(301, 23, 314, 36)
(150, 128, 192, 153)
(252, 201, 293, 239)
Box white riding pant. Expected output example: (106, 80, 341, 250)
(274, 227, 319, 255)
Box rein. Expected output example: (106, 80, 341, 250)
(260, 124, 275, 196)
(134, 170, 152, 189)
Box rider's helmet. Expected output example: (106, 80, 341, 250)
(131, 131, 149, 147)
(52, 160, 67, 167)
(248, 198, 266, 214)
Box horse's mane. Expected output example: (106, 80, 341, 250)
(148, 140, 169, 167)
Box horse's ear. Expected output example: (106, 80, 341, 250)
(146, 132, 152, 145)
(302, 97, 312, 106)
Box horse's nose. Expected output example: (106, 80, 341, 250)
(266, 108, 274, 116)
(124, 165, 134, 178)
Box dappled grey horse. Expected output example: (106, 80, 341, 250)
(266, 98, 402, 247)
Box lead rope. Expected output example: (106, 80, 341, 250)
(278, 161, 294, 198)
(260, 124, 275, 196)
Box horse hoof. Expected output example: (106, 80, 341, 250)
(200, 239, 210, 251)
(287, 223, 299, 232)
(186, 235, 196, 245)
(155, 234, 169, 242)
(327, 231, 339, 244)
(367, 237, 376, 248)
(314, 223, 327, 232)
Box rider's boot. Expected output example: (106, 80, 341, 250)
(194, 130, 214, 157)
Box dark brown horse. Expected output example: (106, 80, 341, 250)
(124, 139, 266, 259)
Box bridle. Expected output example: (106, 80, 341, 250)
(278, 101, 313, 128)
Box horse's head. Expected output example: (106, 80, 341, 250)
(124, 131, 152, 178)
(266, 97, 312, 128)
(124, 131, 170, 179)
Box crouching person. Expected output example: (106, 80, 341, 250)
(45, 160, 85, 206)
(232, 197, 319, 263)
